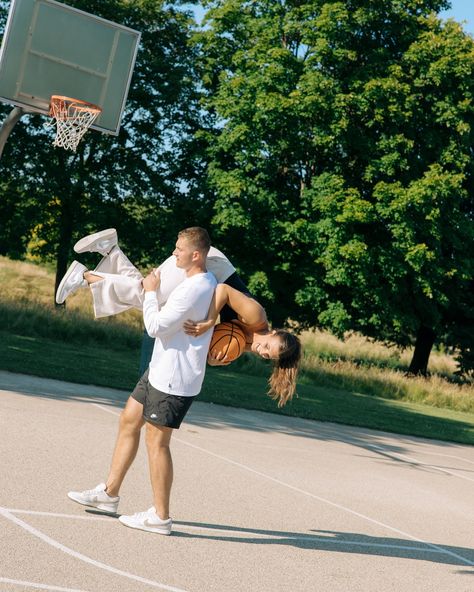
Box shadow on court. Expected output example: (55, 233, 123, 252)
(171, 521, 474, 568)
(2, 371, 473, 591)
(1, 371, 473, 478)
(81, 507, 474, 569)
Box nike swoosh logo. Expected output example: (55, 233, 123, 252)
(144, 519, 170, 528)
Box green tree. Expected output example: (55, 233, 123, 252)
(196, 0, 473, 374)
(0, 0, 211, 296)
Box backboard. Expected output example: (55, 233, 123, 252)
(0, 0, 141, 135)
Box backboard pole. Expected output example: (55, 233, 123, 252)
(0, 106, 25, 159)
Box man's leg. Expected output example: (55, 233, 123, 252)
(117, 387, 179, 535)
(145, 423, 174, 520)
(67, 395, 144, 513)
(105, 396, 146, 496)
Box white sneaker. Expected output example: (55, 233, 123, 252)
(119, 507, 172, 535)
(74, 228, 118, 256)
(55, 261, 88, 304)
(67, 483, 119, 514)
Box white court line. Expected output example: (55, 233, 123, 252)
(271, 421, 474, 480)
(7, 509, 113, 522)
(89, 404, 474, 567)
(191, 404, 474, 479)
(368, 445, 474, 482)
(419, 452, 474, 465)
(174, 438, 474, 565)
(91, 402, 119, 415)
(0, 508, 189, 592)
(235, 417, 474, 481)
(0, 579, 88, 592)
(5, 378, 474, 467)
(7, 508, 270, 537)
(5, 508, 445, 554)
(78, 398, 474, 474)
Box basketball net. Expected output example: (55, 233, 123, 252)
(49, 95, 102, 152)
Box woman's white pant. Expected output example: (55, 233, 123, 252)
(89, 246, 235, 318)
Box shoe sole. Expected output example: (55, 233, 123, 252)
(67, 492, 118, 514)
(118, 517, 171, 535)
(74, 229, 117, 254)
(55, 261, 84, 304)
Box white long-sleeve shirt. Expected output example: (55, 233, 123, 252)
(156, 246, 235, 306)
(143, 271, 217, 397)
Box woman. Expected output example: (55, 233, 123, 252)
(184, 284, 301, 407)
(57, 228, 301, 406)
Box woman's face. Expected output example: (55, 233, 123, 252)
(252, 333, 282, 360)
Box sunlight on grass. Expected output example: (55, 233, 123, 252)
(1, 255, 473, 417)
(0, 255, 144, 340)
(300, 330, 457, 376)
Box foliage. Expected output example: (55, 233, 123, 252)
(0, 0, 211, 281)
(195, 0, 473, 372)
(1, 0, 473, 373)
(1, 254, 473, 444)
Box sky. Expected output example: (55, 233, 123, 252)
(186, 2, 474, 36)
(440, 0, 474, 35)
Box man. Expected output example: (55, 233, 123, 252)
(54, 226, 250, 373)
(66, 227, 217, 535)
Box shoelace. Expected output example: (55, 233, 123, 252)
(97, 240, 112, 250)
(133, 510, 152, 521)
(83, 486, 103, 496)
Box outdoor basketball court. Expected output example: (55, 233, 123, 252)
(0, 370, 473, 592)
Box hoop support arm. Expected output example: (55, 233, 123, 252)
(0, 106, 27, 160)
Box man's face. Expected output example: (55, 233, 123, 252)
(173, 236, 197, 270)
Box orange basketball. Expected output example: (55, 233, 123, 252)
(209, 321, 247, 362)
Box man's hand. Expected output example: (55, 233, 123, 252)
(142, 269, 161, 292)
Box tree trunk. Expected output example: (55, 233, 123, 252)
(54, 194, 75, 307)
(407, 325, 436, 376)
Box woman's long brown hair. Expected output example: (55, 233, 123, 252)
(268, 330, 302, 407)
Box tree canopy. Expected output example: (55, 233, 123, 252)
(0, 0, 211, 286)
(196, 0, 473, 373)
(0, 0, 472, 374)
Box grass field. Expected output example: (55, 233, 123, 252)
(1, 255, 473, 444)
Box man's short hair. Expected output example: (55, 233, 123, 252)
(178, 227, 211, 255)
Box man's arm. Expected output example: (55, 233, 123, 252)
(142, 270, 192, 338)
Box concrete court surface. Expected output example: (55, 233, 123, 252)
(0, 370, 473, 592)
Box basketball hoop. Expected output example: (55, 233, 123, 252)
(49, 95, 102, 152)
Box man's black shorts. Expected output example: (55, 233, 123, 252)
(131, 370, 194, 429)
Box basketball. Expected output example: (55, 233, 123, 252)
(209, 321, 247, 362)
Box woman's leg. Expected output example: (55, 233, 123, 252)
(94, 246, 143, 280)
(85, 244, 236, 320)
(77, 246, 145, 318)
(88, 272, 144, 317)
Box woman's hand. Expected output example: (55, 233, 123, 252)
(207, 349, 231, 366)
(183, 319, 214, 337)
